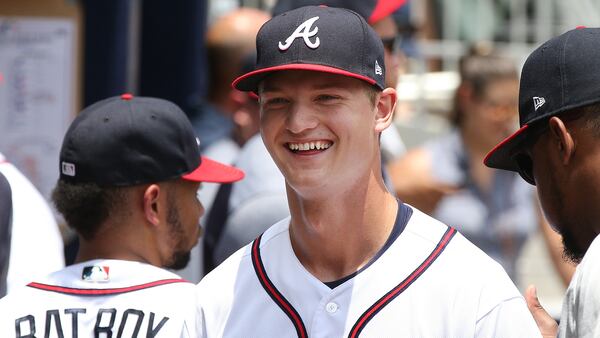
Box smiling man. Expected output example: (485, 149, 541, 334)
(196, 6, 540, 337)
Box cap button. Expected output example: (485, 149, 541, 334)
(576, 25, 587, 29)
(121, 93, 134, 100)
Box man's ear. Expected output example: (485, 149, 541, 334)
(142, 184, 161, 227)
(548, 116, 575, 165)
(374, 88, 397, 133)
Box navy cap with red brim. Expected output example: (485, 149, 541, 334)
(182, 156, 245, 183)
(233, 6, 386, 93)
(483, 124, 532, 172)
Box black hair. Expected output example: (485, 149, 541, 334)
(578, 102, 600, 137)
(52, 181, 126, 240)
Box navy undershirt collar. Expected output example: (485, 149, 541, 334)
(324, 200, 412, 289)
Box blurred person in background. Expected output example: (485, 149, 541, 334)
(180, 8, 270, 281)
(192, 7, 271, 160)
(0, 152, 64, 294)
(388, 46, 538, 281)
(201, 0, 410, 274)
(201, 55, 277, 273)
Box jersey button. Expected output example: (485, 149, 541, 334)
(326, 302, 339, 314)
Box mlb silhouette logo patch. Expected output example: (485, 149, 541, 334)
(82, 265, 110, 282)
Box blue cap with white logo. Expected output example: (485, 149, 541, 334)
(232, 5, 385, 92)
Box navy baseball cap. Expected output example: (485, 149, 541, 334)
(271, 0, 407, 24)
(232, 5, 386, 92)
(59, 94, 245, 186)
(485, 27, 600, 175)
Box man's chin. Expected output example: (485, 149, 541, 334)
(561, 230, 585, 264)
(167, 251, 191, 271)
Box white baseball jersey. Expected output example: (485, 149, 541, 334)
(0, 153, 65, 293)
(197, 204, 541, 337)
(0, 259, 199, 337)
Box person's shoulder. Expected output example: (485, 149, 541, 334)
(38, 260, 195, 293)
(574, 234, 600, 292)
(583, 234, 600, 259)
(406, 208, 527, 317)
(0, 283, 34, 308)
(402, 205, 454, 243)
(405, 206, 517, 281)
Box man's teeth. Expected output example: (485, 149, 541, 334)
(288, 141, 332, 151)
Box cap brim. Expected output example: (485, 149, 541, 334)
(369, 0, 407, 24)
(484, 124, 531, 171)
(182, 156, 245, 183)
(232, 63, 378, 92)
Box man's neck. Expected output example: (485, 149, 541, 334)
(286, 180, 398, 282)
(74, 221, 159, 267)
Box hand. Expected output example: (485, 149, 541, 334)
(525, 285, 558, 338)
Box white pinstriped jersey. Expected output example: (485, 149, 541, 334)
(197, 205, 541, 338)
(0, 259, 199, 337)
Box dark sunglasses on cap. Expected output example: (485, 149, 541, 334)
(381, 35, 400, 53)
(513, 152, 535, 185)
(512, 122, 548, 185)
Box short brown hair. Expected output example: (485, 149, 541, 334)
(452, 47, 518, 127)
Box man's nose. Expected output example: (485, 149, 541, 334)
(286, 104, 318, 134)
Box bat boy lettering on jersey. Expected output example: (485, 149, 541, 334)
(14, 308, 169, 338)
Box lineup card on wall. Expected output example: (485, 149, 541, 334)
(0, 17, 76, 199)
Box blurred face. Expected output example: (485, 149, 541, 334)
(465, 77, 519, 149)
(259, 70, 382, 198)
(372, 16, 402, 89)
(164, 180, 204, 270)
(232, 90, 261, 145)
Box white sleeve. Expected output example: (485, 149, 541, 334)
(475, 296, 542, 338)
(3, 164, 64, 292)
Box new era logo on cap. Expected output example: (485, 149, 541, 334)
(375, 60, 383, 75)
(533, 96, 546, 111)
